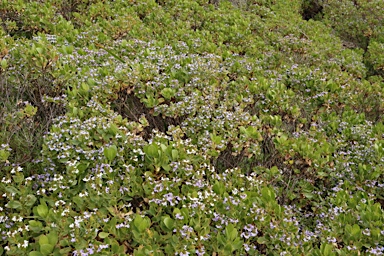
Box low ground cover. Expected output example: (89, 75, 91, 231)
(0, 0, 383, 255)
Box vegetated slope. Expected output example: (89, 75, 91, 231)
(0, 0, 383, 255)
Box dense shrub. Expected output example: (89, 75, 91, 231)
(0, 0, 383, 255)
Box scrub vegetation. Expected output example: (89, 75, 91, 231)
(0, 0, 383, 255)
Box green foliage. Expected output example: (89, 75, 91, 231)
(320, 0, 384, 77)
(365, 39, 384, 76)
(0, 0, 383, 255)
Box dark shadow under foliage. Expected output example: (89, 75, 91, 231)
(0, 70, 65, 167)
(300, 0, 323, 21)
(0, 9, 34, 39)
(111, 89, 186, 140)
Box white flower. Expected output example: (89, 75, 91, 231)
(22, 240, 29, 248)
(1, 177, 11, 184)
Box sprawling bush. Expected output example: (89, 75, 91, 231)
(0, 0, 383, 255)
(311, 0, 384, 78)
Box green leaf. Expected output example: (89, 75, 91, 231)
(145, 144, 159, 158)
(261, 186, 276, 202)
(321, 243, 333, 256)
(163, 217, 174, 229)
(232, 238, 243, 250)
(6, 200, 22, 209)
(224, 243, 234, 253)
(5, 186, 19, 195)
(61, 45, 73, 54)
(77, 162, 89, 173)
(73, 196, 84, 209)
(160, 143, 167, 152)
(217, 233, 226, 245)
(109, 239, 120, 253)
(210, 134, 223, 144)
(213, 181, 225, 195)
(95, 43, 126, 63)
(40, 244, 54, 256)
(59, 247, 72, 254)
(104, 145, 118, 162)
(303, 192, 314, 199)
(108, 123, 119, 136)
(47, 231, 58, 245)
(0, 149, 10, 162)
(133, 215, 150, 233)
(225, 224, 238, 241)
(245, 126, 261, 140)
(80, 82, 90, 92)
(29, 252, 43, 256)
(0, 58, 8, 69)
(98, 232, 110, 239)
(317, 171, 328, 178)
(39, 235, 50, 246)
(171, 149, 179, 160)
(36, 201, 49, 218)
(257, 237, 268, 244)
(29, 220, 43, 233)
(207, 149, 219, 157)
(13, 173, 24, 183)
(161, 88, 176, 100)
(351, 224, 361, 237)
(59, 239, 69, 247)
(269, 166, 279, 176)
(161, 163, 171, 172)
(24, 104, 38, 117)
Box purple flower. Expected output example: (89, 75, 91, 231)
(196, 246, 205, 256)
